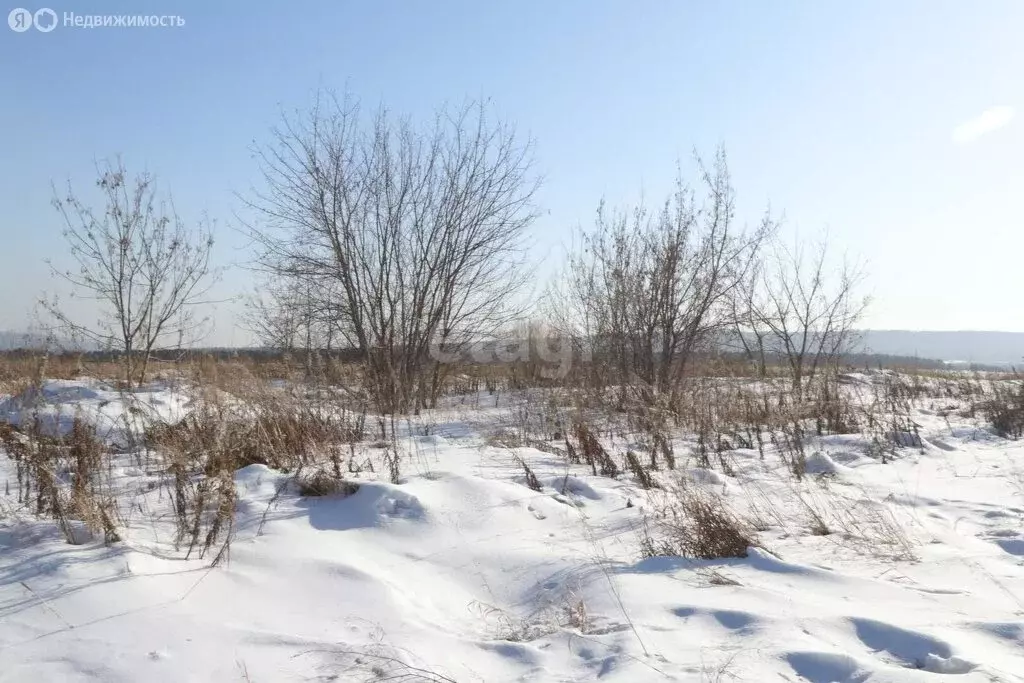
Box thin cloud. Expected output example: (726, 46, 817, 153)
(952, 106, 1015, 144)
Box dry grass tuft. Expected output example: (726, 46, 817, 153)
(625, 450, 658, 490)
(143, 384, 367, 561)
(295, 469, 359, 497)
(566, 420, 619, 478)
(982, 377, 1024, 439)
(642, 485, 755, 560)
(0, 417, 120, 545)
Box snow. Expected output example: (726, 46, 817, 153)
(2, 379, 1024, 681)
(802, 450, 845, 475)
(0, 378, 193, 446)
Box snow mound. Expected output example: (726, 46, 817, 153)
(684, 467, 726, 485)
(803, 450, 845, 475)
(0, 378, 192, 444)
(922, 653, 977, 674)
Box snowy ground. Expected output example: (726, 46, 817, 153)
(2, 378, 1024, 682)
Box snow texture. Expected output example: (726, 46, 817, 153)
(1, 379, 1024, 682)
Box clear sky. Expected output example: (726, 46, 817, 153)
(2, 1, 1022, 345)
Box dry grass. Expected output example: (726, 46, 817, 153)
(0, 417, 120, 545)
(981, 376, 1024, 439)
(143, 381, 366, 561)
(566, 420, 619, 478)
(0, 357, 370, 561)
(625, 451, 657, 490)
(642, 485, 756, 560)
(295, 469, 359, 497)
(0, 351, 944, 570)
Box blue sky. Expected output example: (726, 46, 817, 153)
(2, 0, 1022, 345)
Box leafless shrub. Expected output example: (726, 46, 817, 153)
(44, 159, 217, 387)
(836, 499, 916, 562)
(242, 278, 346, 381)
(552, 148, 771, 406)
(651, 428, 676, 470)
(773, 419, 808, 479)
(737, 235, 868, 403)
(246, 91, 538, 414)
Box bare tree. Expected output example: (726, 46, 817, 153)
(746, 236, 869, 400)
(243, 280, 304, 352)
(45, 160, 216, 386)
(246, 91, 538, 412)
(729, 255, 772, 379)
(555, 149, 770, 404)
(243, 276, 341, 377)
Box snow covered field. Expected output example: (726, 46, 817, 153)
(2, 376, 1024, 682)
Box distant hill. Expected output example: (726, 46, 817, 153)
(857, 331, 1024, 367)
